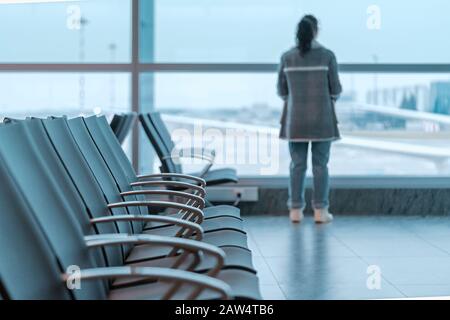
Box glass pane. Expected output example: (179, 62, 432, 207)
(153, 0, 450, 63)
(149, 72, 450, 176)
(139, 72, 156, 174)
(0, 73, 131, 117)
(140, 0, 155, 63)
(0, 0, 131, 63)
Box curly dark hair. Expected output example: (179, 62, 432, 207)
(296, 15, 319, 56)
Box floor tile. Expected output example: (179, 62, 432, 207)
(339, 236, 448, 257)
(329, 217, 418, 239)
(412, 235, 450, 255)
(361, 257, 450, 285)
(246, 215, 450, 300)
(252, 256, 278, 285)
(265, 256, 369, 285)
(255, 238, 356, 258)
(259, 284, 286, 300)
(396, 285, 450, 298)
(399, 217, 450, 237)
(249, 222, 356, 258)
(246, 232, 263, 257)
(280, 280, 404, 300)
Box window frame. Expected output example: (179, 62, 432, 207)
(1, 0, 450, 186)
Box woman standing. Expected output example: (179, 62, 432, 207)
(278, 15, 342, 224)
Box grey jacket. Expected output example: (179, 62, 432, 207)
(277, 41, 342, 141)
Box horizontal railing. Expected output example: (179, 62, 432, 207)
(162, 113, 450, 172)
(2, 63, 450, 73)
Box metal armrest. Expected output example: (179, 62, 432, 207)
(163, 153, 214, 165)
(177, 147, 216, 162)
(85, 234, 225, 277)
(198, 162, 214, 178)
(120, 189, 205, 210)
(136, 173, 206, 188)
(107, 200, 204, 225)
(130, 181, 206, 198)
(182, 147, 216, 157)
(62, 266, 231, 300)
(90, 214, 203, 241)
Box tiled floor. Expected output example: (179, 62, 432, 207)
(244, 215, 450, 300)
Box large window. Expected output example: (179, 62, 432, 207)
(0, 73, 131, 117)
(0, 0, 131, 63)
(1, 0, 450, 179)
(153, 0, 450, 63)
(151, 72, 450, 176)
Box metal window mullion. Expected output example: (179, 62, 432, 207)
(2, 63, 450, 73)
(131, 0, 140, 172)
(0, 64, 133, 72)
(137, 63, 450, 73)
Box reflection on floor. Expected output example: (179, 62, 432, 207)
(244, 215, 450, 300)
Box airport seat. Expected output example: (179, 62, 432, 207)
(0, 120, 262, 300)
(92, 115, 242, 220)
(80, 116, 250, 253)
(109, 113, 124, 137)
(109, 113, 137, 145)
(85, 115, 242, 224)
(0, 150, 233, 300)
(40, 117, 256, 272)
(139, 112, 239, 187)
(0, 159, 75, 300)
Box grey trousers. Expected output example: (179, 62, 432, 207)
(288, 141, 332, 210)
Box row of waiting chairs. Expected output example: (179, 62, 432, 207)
(0, 115, 261, 300)
(110, 113, 137, 145)
(111, 112, 239, 187)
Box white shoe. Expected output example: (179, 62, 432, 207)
(314, 208, 334, 224)
(290, 208, 305, 223)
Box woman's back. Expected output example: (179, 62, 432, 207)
(278, 15, 342, 142)
(278, 43, 341, 141)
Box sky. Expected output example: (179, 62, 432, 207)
(2, 0, 450, 63)
(154, 0, 450, 63)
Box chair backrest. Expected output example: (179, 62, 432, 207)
(148, 112, 184, 173)
(83, 116, 136, 187)
(109, 114, 124, 136)
(0, 122, 107, 300)
(0, 154, 72, 300)
(96, 115, 137, 183)
(35, 117, 127, 265)
(25, 119, 97, 235)
(82, 116, 149, 219)
(148, 112, 176, 152)
(139, 113, 179, 173)
(67, 117, 145, 232)
(96, 116, 191, 212)
(0, 279, 7, 300)
(95, 115, 161, 218)
(116, 113, 136, 144)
